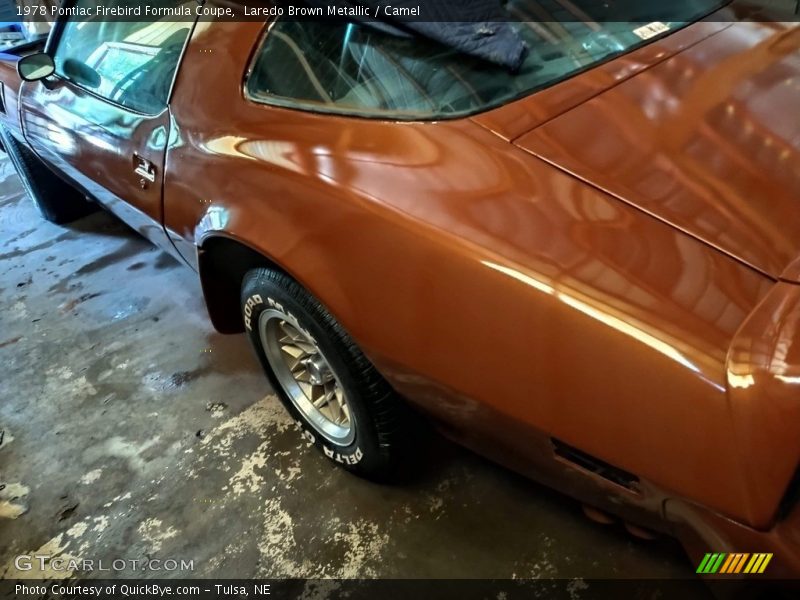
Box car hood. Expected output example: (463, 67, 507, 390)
(512, 21, 800, 282)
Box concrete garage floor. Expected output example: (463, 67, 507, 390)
(0, 154, 708, 590)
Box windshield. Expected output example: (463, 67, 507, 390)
(247, 0, 730, 119)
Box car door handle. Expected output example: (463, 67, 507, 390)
(133, 155, 156, 183)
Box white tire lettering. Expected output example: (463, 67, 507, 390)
(294, 420, 316, 444)
(323, 445, 362, 465)
(243, 294, 264, 331)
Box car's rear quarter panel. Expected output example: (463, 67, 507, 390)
(165, 21, 779, 527)
(727, 283, 800, 525)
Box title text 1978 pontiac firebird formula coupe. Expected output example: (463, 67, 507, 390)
(0, 0, 799, 578)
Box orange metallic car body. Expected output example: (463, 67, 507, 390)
(1, 1, 798, 576)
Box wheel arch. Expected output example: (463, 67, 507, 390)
(197, 234, 289, 334)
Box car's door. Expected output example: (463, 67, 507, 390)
(20, 0, 195, 253)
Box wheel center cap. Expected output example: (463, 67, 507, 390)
(302, 355, 333, 386)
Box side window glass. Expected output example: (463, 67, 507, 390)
(247, 20, 452, 118)
(53, 0, 193, 114)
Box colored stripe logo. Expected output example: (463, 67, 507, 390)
(696, 553, 772, 574)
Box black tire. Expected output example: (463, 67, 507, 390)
(241, 268, 407, 479)
(0, 125, 95, 224)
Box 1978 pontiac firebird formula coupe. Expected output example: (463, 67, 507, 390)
(1, 0, 799, 577)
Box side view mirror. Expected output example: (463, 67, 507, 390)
(61, 58, 100, 89)
(17, 52, 55, 82)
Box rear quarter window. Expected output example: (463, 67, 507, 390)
(245, 1, 728, 120)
